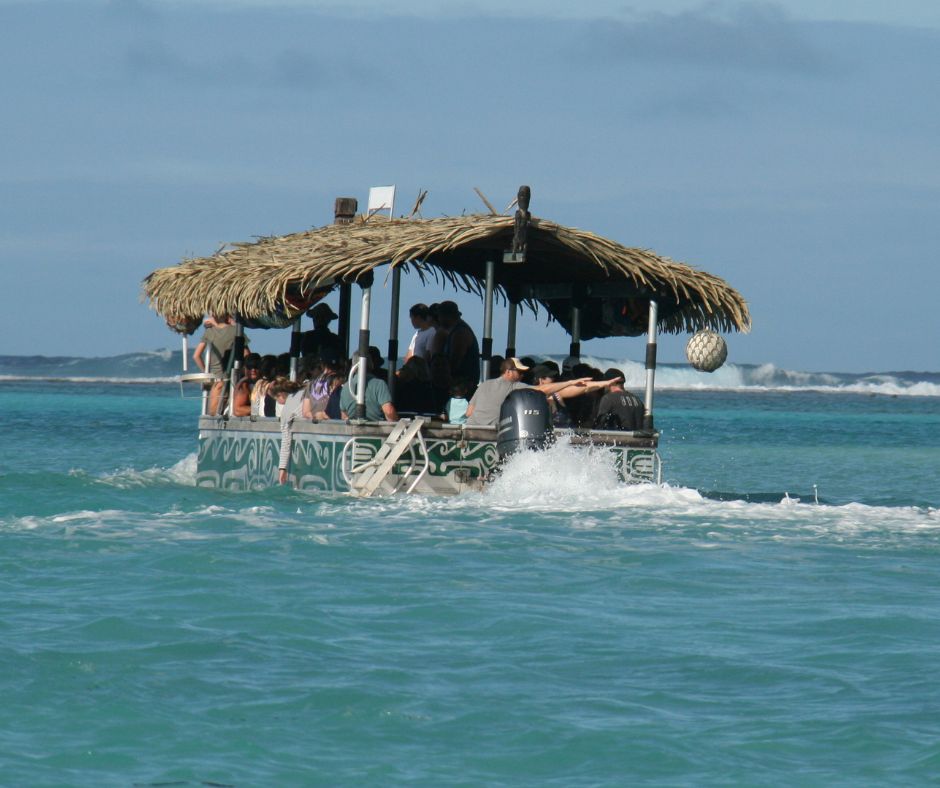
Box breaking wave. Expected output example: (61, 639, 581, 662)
(1, 350, 938, 397)
(546, 356, 940, 398)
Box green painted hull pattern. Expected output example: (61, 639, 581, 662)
(196, 423, 658, 494)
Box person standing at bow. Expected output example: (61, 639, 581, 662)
(193, 313, 249, 416)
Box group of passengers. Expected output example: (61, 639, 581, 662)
(465, 357, 645, 431)
(193, 300, 645, 433)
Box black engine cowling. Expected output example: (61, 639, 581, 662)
(496, 388, 555, 459)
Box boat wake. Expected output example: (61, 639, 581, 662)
(6, 446, 938, 551)
(322, 439, 940, 540)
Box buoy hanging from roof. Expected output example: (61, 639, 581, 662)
(686, 329, 728, 372)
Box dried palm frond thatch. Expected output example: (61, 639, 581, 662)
(143, 214, 750, 336)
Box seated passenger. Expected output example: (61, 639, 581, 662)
(442, 379, 471, 424)
(324, 367, 346, 420)
(232, 353, 261, 417)
(594, 368, 645, 431)
(297, 355, 318, 384)
(531, 363, 619, 428)
(465, 358, 591, 427)
(488, 355, 505, 380)
(394, 356, 437, 415)
(519, 357, 538, 384)
(428, 352, 452, 412)
(254, 354, 278, 417)
(339, 352, 398, 422)
(369, 346, 389, 383)
(303, 353, 343, 421)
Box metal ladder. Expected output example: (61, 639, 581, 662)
(344, 418, 430, 497)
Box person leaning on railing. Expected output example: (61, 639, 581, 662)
(270, 377, 306, 485)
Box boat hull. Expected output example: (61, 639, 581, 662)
(196, 417, 660, 495)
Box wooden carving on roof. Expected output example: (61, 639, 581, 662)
(512, 185, 531, 260)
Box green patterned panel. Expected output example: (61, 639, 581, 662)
(197, 426, 655, 492)
(197, 432, 280, 490)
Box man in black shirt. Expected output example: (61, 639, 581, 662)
(594, 368, 645, 430)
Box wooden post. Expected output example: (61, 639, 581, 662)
(334, 197, 357, 361)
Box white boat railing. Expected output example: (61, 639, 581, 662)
(179, 345, 215, 415)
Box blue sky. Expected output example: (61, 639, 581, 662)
(1, 0, 937, 372)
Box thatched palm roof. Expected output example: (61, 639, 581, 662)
(143, 213, 750, 337)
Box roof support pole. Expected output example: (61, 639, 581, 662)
(354, 282, 372, 420)
(387, 265, 402, 401)
(643, 299, 658, 430)
(181, 335, 189, 373)
(333, 197, 358, 363)
(200, 344, 211, 416)
(227, 318, 245, 417)
(481, 259, 496, 382)
(569, 307, 582, 361)
(505, 300, 517, 359)
(338, 284, 352, 361)
(289, 317, 302, 382)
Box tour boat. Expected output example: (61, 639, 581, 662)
(143, 187, 750, 496)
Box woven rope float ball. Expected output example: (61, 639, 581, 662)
(686, 330, 728, 372)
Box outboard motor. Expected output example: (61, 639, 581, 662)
(496, 389, 554, 459)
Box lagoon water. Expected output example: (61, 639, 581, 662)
(2, 363, 940, 786)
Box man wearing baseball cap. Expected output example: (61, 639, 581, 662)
(465, 358, 592, 427)
(301, 302, 340, 361)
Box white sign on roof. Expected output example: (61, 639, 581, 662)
(367, 185, 396, 218)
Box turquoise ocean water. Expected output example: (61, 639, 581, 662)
(2, 359, 940, 786)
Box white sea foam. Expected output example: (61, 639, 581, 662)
(0, 500, 283, 540)
(97, 453, 198, 488)
(4, 485, 937, 549)
(0, 375, 179, 384)
(542, 356, 940, 397)
(348, 439, 940, 547)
